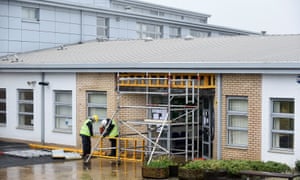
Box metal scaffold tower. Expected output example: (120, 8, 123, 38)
(115, 72, 212, 161)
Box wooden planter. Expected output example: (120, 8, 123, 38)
(178, 167, 205, 180)
(142, 166, 169, 179)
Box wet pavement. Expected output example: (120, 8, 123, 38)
(0, 157, 145, 180)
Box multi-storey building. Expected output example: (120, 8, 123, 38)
(0, 0, 258, 56)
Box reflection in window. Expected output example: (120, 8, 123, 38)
(271, 99, 294, 150)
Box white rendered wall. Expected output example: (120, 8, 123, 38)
(262, 74, 300, 167)
(43, 73, 77, 146)
(0, 72, 77, 146)
(0, 72, 42, 142)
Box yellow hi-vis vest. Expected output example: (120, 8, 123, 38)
(109, 119, 119, 137)
(80, 119, 92, 136)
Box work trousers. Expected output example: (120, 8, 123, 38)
(81, 135, 91, 157)
(109, 136, 118, 156)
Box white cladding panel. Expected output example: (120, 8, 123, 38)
(262, 74, 300, 167)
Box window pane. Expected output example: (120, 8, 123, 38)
(19, 114, 33, 126)
(55, 91, 72, 130)
(228, 115, 248, 128)
(18, 90, 33, 127)
(228, 130, 248, 145)
(273, 101, 294, 113)
(55, 93, 71, 103)
(19, 91, 33, 101)
(0, 114, 6, 124)
(273, 118, 294, 131)
(56, 105, 72, 116)
(0, 89, 5, 99)
(88, 94, 106, 104)
(19, 104, 33, 113)
(272, 133, 293, 149)
(229, 99, 248, 112)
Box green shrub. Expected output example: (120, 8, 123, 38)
(181, 159, 291, 175)
(144, 156, 175, 168)
(295, 160, 300, 172)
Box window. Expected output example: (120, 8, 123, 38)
(169, 27, 181, 38)
(87, 92, 107, 134)
(190, 30, 210, 37)
(271, 99, 294, 150)
(0, 88, 6, 124)
(137, 23, 163, 39)
(22, 7, 39, 21)
(227, 97, 248, 146)
(18, 89, 34, 127)
(97, 17, 109, 39)
(54, 91, 72, 131)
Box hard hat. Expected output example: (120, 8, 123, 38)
(92, 114, 99, 122)
(100, 119, 107, 128)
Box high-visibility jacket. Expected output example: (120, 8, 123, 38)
(80, 119, 93, 136)
(109, 119, 119, 137)
(103, 119, 119, 137)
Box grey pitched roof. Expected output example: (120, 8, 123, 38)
(1, 35, 300, 74)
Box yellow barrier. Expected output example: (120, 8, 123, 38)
(29, 137, 145, 162)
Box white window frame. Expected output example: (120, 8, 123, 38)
(97, 17, 109, 39)
(169, 27, 181, 38)
(87, 91, 107, 135)
(137, 22, 163, 39)
(227, 96, 248, 147)
(0, 88, 6, 125)
(54, 91, 72, 132)
(190, 29, 210, 37)
(271, 98, 294, 151)
(22, 6, 39, 22)
(18, 89, 34, 129)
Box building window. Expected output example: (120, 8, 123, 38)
(190, 29, 210, 37)
(0, 88, 6, 124)
(227, 97, 248, 147)
(97, 17, 109, 39)
(271, 98, 294, 150)
(87, 91, 107, 134)
(137, 23, 163, 39)
(54, 91, 72, 131)
(169, 27, 181, 38)
(18, 89, 34, 127)
(22, 7, 39, 21)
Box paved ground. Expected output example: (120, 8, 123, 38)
(0, 141, 64, 168)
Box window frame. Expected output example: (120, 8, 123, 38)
(270, 98, 294, 151)
(54, 90, 72, 132)
(0, 88, 6, 125)
(97, 16, 109, 39)
(137, 22, 163, 39)
(17, 89, 34, 129)
(86, 91, 107, 135)
(226, 96, 248, 147)
(22, 6, 40, 22)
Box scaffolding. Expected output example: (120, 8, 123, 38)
(115, 73, 215, 161)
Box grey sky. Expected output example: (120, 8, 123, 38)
(141, 0, 300, 34)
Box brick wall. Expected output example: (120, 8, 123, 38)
(221, 74, 262, 160)
(76, 73, 147, 148)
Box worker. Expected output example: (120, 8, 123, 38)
(80, 114, 99, 160)
(100, 118, 119, 156)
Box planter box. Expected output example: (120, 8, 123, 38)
(142, 166, 169, 179)
(178, 168, 204, 180)
(169, 165, 179, 177)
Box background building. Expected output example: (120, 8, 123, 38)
(0, 0, 258, 56)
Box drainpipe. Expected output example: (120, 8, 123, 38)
(217, 74, 222, 160)
(40, 72, 46, 144)
(80, 10, 83, 43)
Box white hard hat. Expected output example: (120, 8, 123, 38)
(100, 119, 107, 128)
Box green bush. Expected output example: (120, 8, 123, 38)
(181, 159, 291, 175)
(295, 160, 300, 172)
(144, 156, 175, 168)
